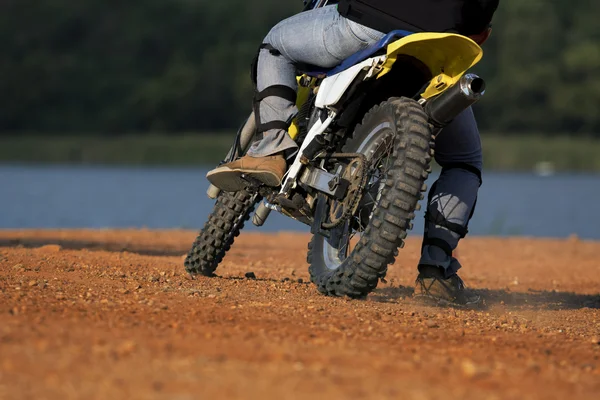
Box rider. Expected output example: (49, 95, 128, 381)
(207, 0, 500, 306)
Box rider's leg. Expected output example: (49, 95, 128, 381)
(414, 107, 483, 305)
(206, 5, 384, 191)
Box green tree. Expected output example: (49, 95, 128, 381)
(476, 0, 600, 134)
(0, 0, 598, 136)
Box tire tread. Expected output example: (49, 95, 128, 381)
(308, 97, 432, 298)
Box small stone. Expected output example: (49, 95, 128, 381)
(581, 363, 595, 372)
(28, 280, 37, 287)
(117, 340, 137, 356)
(527, 360, 541, 372)
(297, 278, 304, 284)
(426, 320, 439, 329)
(461, 359, 487, 378)
(244, 272, 256, 279)
(38, 244, 61, 252)
(55, 292, 65, 300)
(591, 337, 600, 345)
(12, 264, 24, 271)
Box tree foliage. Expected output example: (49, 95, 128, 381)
(475, 0, 600, 134)
(1, 0, 598, 135)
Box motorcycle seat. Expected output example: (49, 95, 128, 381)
(301, 29, 413, 77)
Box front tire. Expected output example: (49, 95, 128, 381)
(308, 97, 432, 298)
(185, 190, 257, 276)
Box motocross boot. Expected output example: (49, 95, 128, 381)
(414, 265, 481, 307)
(206, 154, 286, 192)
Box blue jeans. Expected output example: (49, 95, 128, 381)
(247, 5, 385, 157)
(248, 5, 483, 275)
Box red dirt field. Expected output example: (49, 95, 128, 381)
(1, 229, 599, 399)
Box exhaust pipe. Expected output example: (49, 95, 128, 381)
(424, 73, 486, 127)
(207, 111, 257, 199)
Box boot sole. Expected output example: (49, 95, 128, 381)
(206, 167, 281, 192)
(413, 293, 483, 308)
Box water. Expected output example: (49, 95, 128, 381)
(2, 165, 600, 239)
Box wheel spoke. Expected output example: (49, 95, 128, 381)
(336, 221, 352, 260)
(324, 135, 397, 269)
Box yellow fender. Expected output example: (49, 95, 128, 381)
(377, 32, 483, 99)
(290, 33, 481, 139)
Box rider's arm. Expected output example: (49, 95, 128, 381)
(466, 0, 499, 44)
(476, 0, 499, 28)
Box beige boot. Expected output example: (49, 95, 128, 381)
(206, 154, 286, 192)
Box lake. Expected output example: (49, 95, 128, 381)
(2, 165, 599, 239)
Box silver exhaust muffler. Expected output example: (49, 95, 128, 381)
(424, 73, 486, 127)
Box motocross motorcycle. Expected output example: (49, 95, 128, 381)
(184, 0, 486, 298)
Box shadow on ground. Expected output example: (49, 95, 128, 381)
(371, 286, 600, 310)
(0, 238, 187, 257)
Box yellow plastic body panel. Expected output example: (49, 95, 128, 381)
(288, 77, 315, 140)
(377, 33, 483, 99)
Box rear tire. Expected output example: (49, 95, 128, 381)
(308, 97, 432, 298)
(185, 190, 257, 276)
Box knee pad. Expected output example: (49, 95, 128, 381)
(250, 43, 297, 135)
(424, 163, 482, 240)
(251, 43, 282, 86)
(439, 163, 481, 223)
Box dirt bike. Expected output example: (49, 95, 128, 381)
(184, 1, 486, 298)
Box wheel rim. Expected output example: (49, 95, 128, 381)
(322, 123, 397, 271)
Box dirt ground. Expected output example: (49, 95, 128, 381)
(1, 229, 599, 399)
